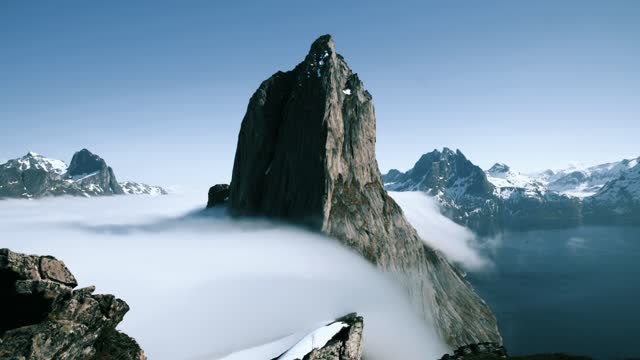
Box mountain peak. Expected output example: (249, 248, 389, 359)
(309, 34, 334, 55)
(488, 163, 510, 175)
(229, 35, 500, 346)
(67, 149, 107, 176)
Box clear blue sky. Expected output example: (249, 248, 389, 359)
(1, 0, 638, 190)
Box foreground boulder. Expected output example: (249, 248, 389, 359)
(229, 34, 500, 346)
(274, 313, 363, 360)
(0, 248, 144, 359)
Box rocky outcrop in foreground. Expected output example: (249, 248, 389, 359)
(274, 313, 363, 360)
(0, 248, 144, 359)
(0, 149, 166, 199)
(228, 34, 500, 346)
(206, 183, 230, 208)
(439, 343, 593, 360)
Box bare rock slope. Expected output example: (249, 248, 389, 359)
(0, 248, 144, 360)
(229, 35, 500, 346)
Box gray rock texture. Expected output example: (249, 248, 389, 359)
(229, 35, 501, 347)
(0, 248, 145, 360)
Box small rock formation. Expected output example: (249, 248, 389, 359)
(207, 183, 230, 208)
(439, 343, 594, 360)
(228, 34, 500, 346)
(274, 313, 363, 360)
(0, 248, 145, 360)
(439, 343, 508, 360)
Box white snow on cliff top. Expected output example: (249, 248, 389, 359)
(485, 165, 545, 199)
(4, 152, 68, 174)
(278, 321, 348, 360)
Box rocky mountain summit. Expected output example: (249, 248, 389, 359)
(0, 149, 166, 199)
(228, 34, 500, 347)
(385, 148, 501, 232)
(0, 248, 144, 359)
(384, 149, 638, 232)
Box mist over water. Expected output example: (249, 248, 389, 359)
(0, 193, 450, 360)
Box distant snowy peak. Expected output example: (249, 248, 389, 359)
(3, 152, 68, 175)
(487, 163, 510, 176)
(120, 181, 168, 196)
(0, 150, 167, 199)
(383, 148, 494, 200)
(542, 156, 640, 198)
(485, 163, 546, 200)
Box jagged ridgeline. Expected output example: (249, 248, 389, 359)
(0, 149, 166, 199)
(229, 35, 501, 346)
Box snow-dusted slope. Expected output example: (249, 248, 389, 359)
(384, 151, 639, 231)
(584, 162, 640, 221)
(486, 163, 546, 200)
(120, 181, 168, 196)
(0, 150, 167, 199)
(7, 151, 67, 174)
(538, 157, 640, 198)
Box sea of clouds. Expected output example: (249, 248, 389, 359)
(0, 191, 491, 359)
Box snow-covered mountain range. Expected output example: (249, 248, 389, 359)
(484, 157, 640, 200)
(384, 149, 639, 232)
(0, 149, 167, 199)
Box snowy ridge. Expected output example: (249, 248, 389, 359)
(4, 152, 68, 175)
(540, 156, 640, 198)
(384, 150, 640, 231)
(0, 151, 167, 199)
(120, 181, 168, 196)
(486, 163, 546, 200)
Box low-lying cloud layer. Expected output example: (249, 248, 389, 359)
(0, 194, 449, 360)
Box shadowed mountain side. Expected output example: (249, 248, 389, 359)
(228, 34, 500, 347)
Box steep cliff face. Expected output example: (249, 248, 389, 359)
(230, 35, 500, 347)
(67, 149, 124, 195)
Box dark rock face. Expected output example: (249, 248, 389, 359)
(439, 343, 594, 360)
(385, 148, 503, 234)
(275, 313, 364, 360)
(384, 150, 584, 234)
(0, 248, 145, 360)
(440, 343, 508, 360)
(67, 149, 108, 177)
(229, 35, 501, 346)
(0, 152, 66, 199)
(207, 184, 230, 208)
(381, 169, 403, 183)
(389, 148, 495, 198)
(66, 149, 124, 195)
